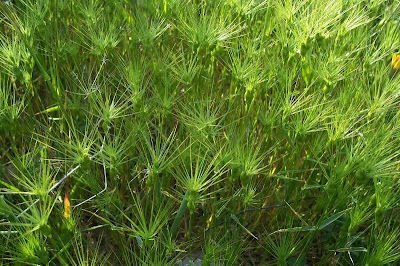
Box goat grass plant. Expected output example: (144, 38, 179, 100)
(1, 0, 400, 264)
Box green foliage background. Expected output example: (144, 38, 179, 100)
(1, 0, 400, 264)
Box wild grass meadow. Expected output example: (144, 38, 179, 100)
(1, 0, 400, 265)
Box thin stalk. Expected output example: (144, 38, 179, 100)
(154, 177, 161, 206)
(188, 212, 193, 240)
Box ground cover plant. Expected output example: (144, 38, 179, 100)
(1, 0, 400, 265)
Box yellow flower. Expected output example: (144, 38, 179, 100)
(392, 53, 400, 71)
(64, 190, 71, 219)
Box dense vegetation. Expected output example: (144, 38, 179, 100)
(1, 0, 400, 265)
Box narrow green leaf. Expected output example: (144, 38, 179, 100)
(231, 214, 258, 240)
(331, 247, 367, 253)
(318, 210, 346, 230)
(274, 225, 316, 233)
(135, 233, 143, 248)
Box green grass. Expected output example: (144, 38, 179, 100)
(1, 0, 400, 264)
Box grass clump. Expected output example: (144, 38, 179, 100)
(1, 0, 400, 264)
